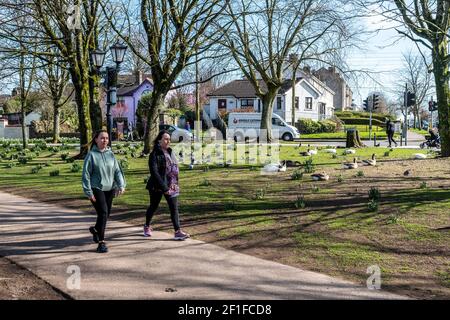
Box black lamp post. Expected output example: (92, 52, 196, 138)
(90, 42, 128, 147)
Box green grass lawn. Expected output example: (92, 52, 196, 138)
(0, 141, 448, 298)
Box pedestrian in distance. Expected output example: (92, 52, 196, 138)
(144, 130, 190, 240)
(386, 118, 398, 148)
(82, 130, 126, 253)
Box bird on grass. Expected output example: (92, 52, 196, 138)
(311, 172, 330, 181)
(343, 158, 358, 169)
(362, 154, 376, 166)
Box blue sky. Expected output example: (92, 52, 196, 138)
(347, 14, 423, 106)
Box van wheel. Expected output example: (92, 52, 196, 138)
(282, 133, 293, 141)
(234, 133, 243, 142)
(244, 137, 249, 143)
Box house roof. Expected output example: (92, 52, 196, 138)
(117, 78, 153, 96)
(118, 73, 152, 87)
(207, 79, 305, 98)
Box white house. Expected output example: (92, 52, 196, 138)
(204, 77, 334, 125)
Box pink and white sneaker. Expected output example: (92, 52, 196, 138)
(174, 229, 190, 240)
(143, 225, 153, 237)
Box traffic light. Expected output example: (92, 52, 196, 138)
(372, 94, 380, 110)
(428, 101, 438, 112)
(363, 98, 369, 111)
(406, 91, 416, 106)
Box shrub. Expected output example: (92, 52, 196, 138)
(18, 157, 28, 164)
(291, 169, 303, 180)
(420, 182, 427, 189)
(384, 151, 390, 157)
(199, 178, 212, 187)
(294, 196, 306, 209)
(118, 158, 129, 171)
(368, 199, 379, 212)
(6, 162, 15, 168)
(60, 153, 69, 161)
(368, 187, 381, 201)
(337, 175, 343, 183)
(312, 185, 320, 193)
(31, 166, 41, 174)
(71, 163, 81, 173)
(296, 119, 337, 134)
(357, 170, 364, 177)
(49, 170, 60, 177)
(303, 158, 315, 173)
(255, 188, 265, 200)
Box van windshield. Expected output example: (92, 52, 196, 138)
(272, 118, 285, 126)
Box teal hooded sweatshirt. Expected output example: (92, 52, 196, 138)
(82, 145, 126, 197)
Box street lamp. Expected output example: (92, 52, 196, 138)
(90, 42, 128, 147)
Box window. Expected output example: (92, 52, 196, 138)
(218, 99, 227, 109)
(272, 118, 285, 126)
(305, 97, 313, 110)
(240, 99, 254, 108)
(277, 97, 282, 110)
(295, 97, 299, 109)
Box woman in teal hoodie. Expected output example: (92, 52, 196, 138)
(82, 130, 126, 253)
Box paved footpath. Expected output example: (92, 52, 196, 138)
(0, 191, 408, 300)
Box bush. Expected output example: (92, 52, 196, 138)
(368, 187, 381, 201)
(294, 196, 306, 209)
(18, 157, 28, 164)
(60, 153, 69, 161)
(368, 199, 379, 212)
(303, 158, 315, 173)
(199, 178, 212, 187)
(49, 170, 60, 177)
(71, 163, 81, 173)
(118, 158, 129, 171)
(291, 169, 303, 180)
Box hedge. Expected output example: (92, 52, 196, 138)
(335, 111, 395, 123)
(296, 119, 338, 134)
(338, 117, 385, 126)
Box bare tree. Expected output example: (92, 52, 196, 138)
(104, 0, 230, 153)
(222, 0, 357, 142)
(356, 0, 450, 156)
(398, 51, 434, 129)
(35, 48, 73, 143)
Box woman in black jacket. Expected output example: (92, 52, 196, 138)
(144, 130, 190, 240)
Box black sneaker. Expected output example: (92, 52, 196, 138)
(96, 242, 108, 253)
(89, 226, 99, 243)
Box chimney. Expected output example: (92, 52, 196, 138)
(135, 69, 143, 85)
(328, 66, 336, 73)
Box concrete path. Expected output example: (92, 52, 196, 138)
(0, 191, 408, 300)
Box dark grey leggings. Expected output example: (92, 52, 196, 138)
(146, 191, 180, 231)
(91, 189, 114, 242)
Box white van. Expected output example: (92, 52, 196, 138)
(227, 113, 300, 141)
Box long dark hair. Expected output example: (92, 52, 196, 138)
(152, 130, 170, 152)
(85, 129, 108, 150)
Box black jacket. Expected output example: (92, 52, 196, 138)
(386, 121, 395, 133)
(145, 144, 176, 193)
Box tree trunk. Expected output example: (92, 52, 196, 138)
(346, 129, 365, 148)
(260, 90, 278, 143)
(143, 94, 165, 154)
(432, 42, 450, 157)
(89, 73, 103, 133)
(53, 103, 60, 143)
(71, 74, 92, 159)
(21, 105, 27, 149)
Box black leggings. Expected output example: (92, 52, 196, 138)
(387, 132, 397, 146)
(146, 191, 180, 231)
(91, 189, 114, 242)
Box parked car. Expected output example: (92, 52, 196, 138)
(159, 124, 192, 142)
